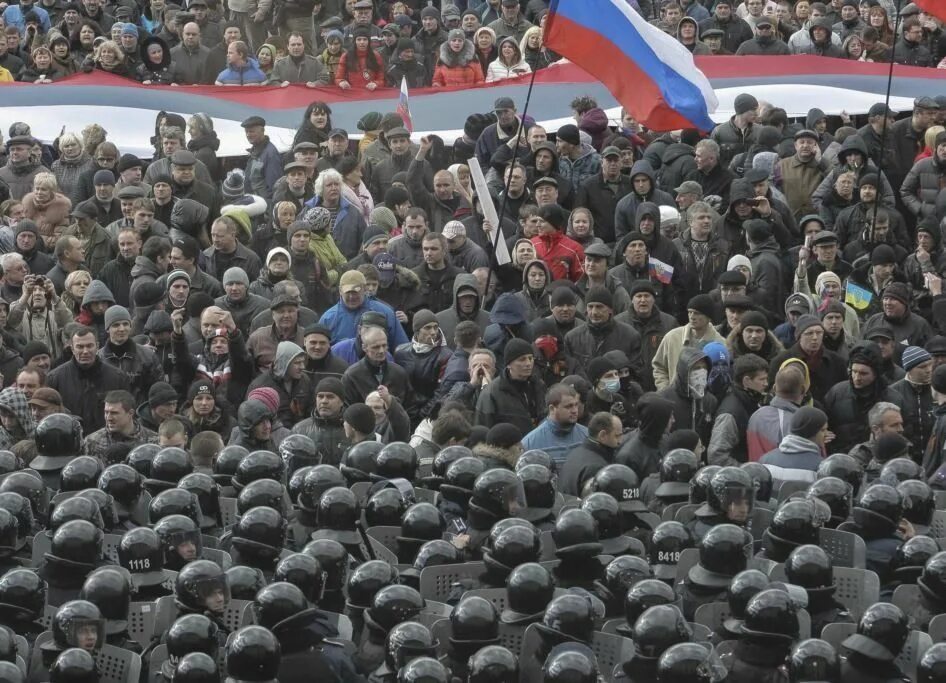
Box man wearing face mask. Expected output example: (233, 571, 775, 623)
(656, 346, 718, 446)
(888, 346, 935, 464)
(564, 286, 643, 384)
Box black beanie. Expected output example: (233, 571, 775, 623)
(316, 377, 345, 398)
(875, 433, 910, 463)
(21, 341, 50, 364)
(587, 356, 617, 385)
(789, 406, 827, 439)
(550, 286, 579, 307)
(344, 403, 376, 435)
(585, 286, 614, 310)
(740, 311, 768, 331)
(486, 423, 523, 449)
(537, 204, 567, 231)
(504, 338, 533, 366)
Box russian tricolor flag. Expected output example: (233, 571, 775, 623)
(545, 0, 718, 131)
(915, 1, 946, 24)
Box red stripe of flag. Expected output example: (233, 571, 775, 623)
(915, 0, 946, 24)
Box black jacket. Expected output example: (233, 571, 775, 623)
(474, 369, 546, 434)
(47, 357, 128, 433)
(574, 172, 633, 244)
(564, 318, 643, 383)
(769, 343, 847, 406)
(887, 378, 934, 465)
(559, 439, 616, 496)
(342, 357, 412, 406)
(656, 347, 718, 446)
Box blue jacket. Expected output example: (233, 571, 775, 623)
(244, 138, 282, 203)
(215, 59, 267, 85)
(318, 298, 409, 347)
(2, 5, 50, 34)
(521, 418, 589, 467)
(330, 337, 393, 365)
(304, 195, 367, 260)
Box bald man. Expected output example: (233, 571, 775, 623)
(408, 135, 473, 231)
(170, 22, 212, 84)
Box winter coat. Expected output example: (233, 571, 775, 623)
(436, 274, 489, 345)
(271, 54, 328, 84)
(20, 192, 71, 242)
(0, 159, 48, 201)
(651, 323, 725, 391)
(748, 237, 788, 318)
(778, 153, 827, 220)
(394, 338, 452, 421)
(228, 399, 290, 451)
(213, 293, 271, 338)
(559, 438, 616, 496)
(893, 37, 932, 67)
(247, 343, 313, 428)
(759, 434, 821, 489)
(291, 412, 349, 467)
(888, 378, 934, 465)
(51, 153, 95, 202)
(708, 384, 763, 467)
(710, 117, 758, 167)
(432, 39, 484, 87)
(8, 297, 72, 360)
(655, 346, 719, 445)
(244, 137, 282, 203)
(136, 36, 179, 84)
(215, 58, 268, 85)
(574, 172, 633, 244)
(613, 161, 676, 242)
(0, 387, 34, 450)
(863, 310, 933, 348)
(47, 357, 128, 433)
(169, 42, 211, 84)
(564, 318, 644, 383)
(824, 375, 899, 456)
(319, 297, 408, 347)
(698, 15, 754, 54)
(62, 221, 114, 279)
(746, 396, 802, 462)
(385, 56, 427, 88)
(531, 230, 585, 283)
(659, 143, 698, 195)
(673, 230, 731, 301)
(900, 154, 946, 219)
(485, 38, 531, 82)
(410, 262, 463, 317)
(203, 242, 262, 285)
(558, 144, 602, 191)
(474, 369, 546, 434)
(334, 48, 384, 88)
(98, 339, 164, 405)
(812, 137, 897, 212)
(128, 256, 166, 314)
(304, 195, 368, 260)
(616, 306, 679, 392)
(341, 357, 412, 406)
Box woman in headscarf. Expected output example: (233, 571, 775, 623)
(187, 113, 222, 183)
(0, 387, 35, 450)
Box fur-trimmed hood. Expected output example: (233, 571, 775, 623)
(472, 442, 519, 469)
(439, 37, 476, 67)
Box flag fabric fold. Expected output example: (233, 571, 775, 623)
(915, 1, 946, 25)
(397, 76, 413, 133)
(544, 0, 718, 131)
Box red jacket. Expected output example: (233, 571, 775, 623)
(335, 49, 385, 88)
(532, 231, 585, 282)
(432, 61, 484, 87)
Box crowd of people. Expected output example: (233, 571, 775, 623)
(1, 0, 946, 682)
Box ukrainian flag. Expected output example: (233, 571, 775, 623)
(844, 282, 872, 311)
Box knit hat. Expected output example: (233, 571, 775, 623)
(722, 295, 753, 311)
(222, 208, 252, 239)
(420, 5, 440, 19)
(557, 124, 580, 146)
(344, 403, 376, 435)
(933, 365, 946, 393)
(300, 206, 331, 234)
(223, 267, 249, 287)
(745, 219, 771, 244)
(727, 254, 751, 273)
(901, 346, 932, 372)
(585, 286, 614, 310)
(629, 280, 657, 298)
(794, 314, 823, 339)
(447, 27, 465, 41)
(122, 23, 138, 37)
(504, 338, 533, 365)
(734, 93, 759, 116)
(550, 286, 579, 307)
(316, 377, 345, 398)
(859, 173, 879, 188)
(882, 282, 910, 307)
(134, 282, 165, 307)
(247, 387, 280, 415)
(369, 206, 398, 234)
(15, 220, 38, 236)
(357, 112, 383, 132)
(222, 169, 245, 200)
(790, 406, 827, 439)
(93, 169, 115, 186)
(362, 225, 387, 248)
(815, 271, 841, 293)
(820, 299, 846, 319)
(486, 423, 522, 449)
(587, 356, 617, 385)
(412, 309, 437, 334)
(266, 247, 291, 268)
(104, 305, 131, 329)
(740, 311, 768, 331)
(118, 154, 143, 173)
(875, 433, 910, 462)
(21, 341, 50, 365)
(187, 380, 214, 403)
(464, 113, 494, 140)
(166, 270, 191, 291)
(870, 245, 897, 265)
(304, 324, 332, 340)
(537, 204, 567, 231)
(148, 382, 177, 408)
(687, 294, 715, 319)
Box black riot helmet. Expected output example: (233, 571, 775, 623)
(788, 638, 840, 683)
(467, 645, 518, 683)
(848, 602, 908, 661)
(518, 464, 557, 521)
(313, 486, 360, 542)
(649, 522, 694, 583)
(49, 648, 97, 683)
(126, 443, 161, 478)
(278, 434, 317, 471)
(472, 468, 526, 519)
(0, 509, 17, 555)
(149, 448, 193, 487)
(224, 626, 281, 682)
(852, 484, 902, 536)
(0, 654, 19, 682)
(236, 479, 289, 517)
(0, 471, 47, 522)
(657, 449, 699, 499)
(0, 661, 22, 683)
(225, 566, 266, 601)
(176, 560, 230, 614)
(409, 540, 461, 574)
(918, 642, 946, 683)
(689, 524, 750, 588)
(785, 545, 833, 591)
(517, 449, 554, 472)
(385, 622, 437, 671)
(0, 492, 33, 550)
(450, 595, 499, 643)
(274, 553, 325, 604)
(897, 479, 934, 527)
(369, 584, 425, 631)
(232, 450, 284, 490)
(396, 657, 449, 683)
(339, 440, 383, 484)
(149, 488, 203, 526)
(633, 604, 691, 659)
(400, 502, 444, 541)
(34, 414, 82, 462)
(365, 488, 409, 527)
(287, 466, 313, 505)
(434, 445, 474, 476)
(580, 492, 624, 541)
(97, 464, 142, 512)
(879, 458, 923, 486)
(346, 559, 399, 610)
(213, 446, 248, 487)
(597, 555, 653, 606)
(592, 464, 646, 512)
(918, 550, 946, 602)
(657, 643, 727, 683)
(539, 594, 595, 644)
(738, 588, 799, 641)
(504, 562, 555, 623)
(817, 454, 863, 496)
(0, 451, 22, 477)
(763, 499, 830, 560)
(154, 515, 202, 571)
(740, 462, 773, 503)
(179, 473, 223, 529)
(172, 653, 219, 683)
(48, 520, 103, 568)
(59, 457, 103, 492)
(487, 518, 534, 546)
(232, 506, 287, 559)
(51, 600, 104, 650)
(78, 567, 131, 634)
(806, 477, 853, 527)
(707, 466, 755, 521)
(689, 466, 720, 504)
(253, 582, 309, 630)
(552, 508, 601, 559)
(892, 536, 940, 583)
(164, 614, 220, 679)
(302, 539, 349, 592)
(118, 527, 165, 588)
(0, 567, 46, 620)
(376, 442, 418, 481)
(726, 570, 771, 620)
(443, 456, 485, 494)
(625, 579, 677, 626)
(542, 643, 598, 683)
(74, 489, 119, 531)
(49, 497, 104, 533)
(297, 465, 347, 513)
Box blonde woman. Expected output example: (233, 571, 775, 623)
(60, 270, 92, 317)
(20, 173, 71, 244)
(51, 133, 94, 200)
(82, 40, 132, 78)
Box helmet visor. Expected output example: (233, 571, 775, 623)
(697, 646, 728, 683)
(66, 618, 105, 650)
(194, 577, 230, 614)
(719, 485, 754, 524)
(167, 529, 203, 562)
(501, 479, 527, 517)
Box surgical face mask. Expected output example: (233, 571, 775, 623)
(603, 378, 621, 394)
(688, 368, 708, 398)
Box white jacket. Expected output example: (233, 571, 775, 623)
(484, 58, 531, 83)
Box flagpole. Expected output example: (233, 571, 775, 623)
(482, 67, 541, 303)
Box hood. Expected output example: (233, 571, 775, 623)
(578, 107, 609, 136)
(0, 387, 34, 437)
(438, 38, 475, 67)
(777, 433, 821, 457)
(848, 340, 883, 377)
(729, 178, 755, 205)
(140, 35, 171, 70)
(662, 143, 694, 166)
(490, 292, 527, 326)
(637, 393, 675, 444)
(472, 442, 519, 468)
(808, 18, 834, 42)
(629, 160, 656, 184)
(497, 36, 523, 63)
(635, 201, 662, 233)
(521, 259, 552, 289)
(81, 279, 115, 307)
(806, 108, 826, 131)
(672, 346, 709, 396)
(839, 135, 868, 163)
(273, 341, 304, 380)
(452, 273, 481, 312)
(676, 16, 699, 39)
(144, 310, 173, 334)
(238, 399, 273, 433)
(131, 256, 164, 279)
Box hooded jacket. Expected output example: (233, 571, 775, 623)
(247, 341, 312, 428)
(514, 259, 552, 322)
(531, 228, 585, 284)
(659, 143, 698, 194)
(0, 387, 34, 449)
(564, 312, 644, 384)
(759, 433, 822, 488)
(615, 394, 675, 481)
(901, 152, 946, 220)
(436, 273, 489, 344)
(432, 38, 485, 87)
(136, 35, 178, 84)
(485, 36, 531, 82)
(656, 346, 718, 445)
(474, 367, 547, 434)
(613, 161, 676, 242)
(812, 136, 897, 211)
(676, 17, 712, 55)
(748, 235, 788, 319)
(574, 170, 633, 245)
(229, 398, 290, 450)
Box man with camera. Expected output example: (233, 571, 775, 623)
(7, 274, 72, 359)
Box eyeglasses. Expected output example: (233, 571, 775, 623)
(96, 156, 115, 162)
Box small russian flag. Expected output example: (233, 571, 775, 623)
(649, 257, 674, 285)
(397, 76, 413, 133)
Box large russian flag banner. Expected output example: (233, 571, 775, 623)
(544, 0, 718, 131)
(915, 1, 946, 24)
